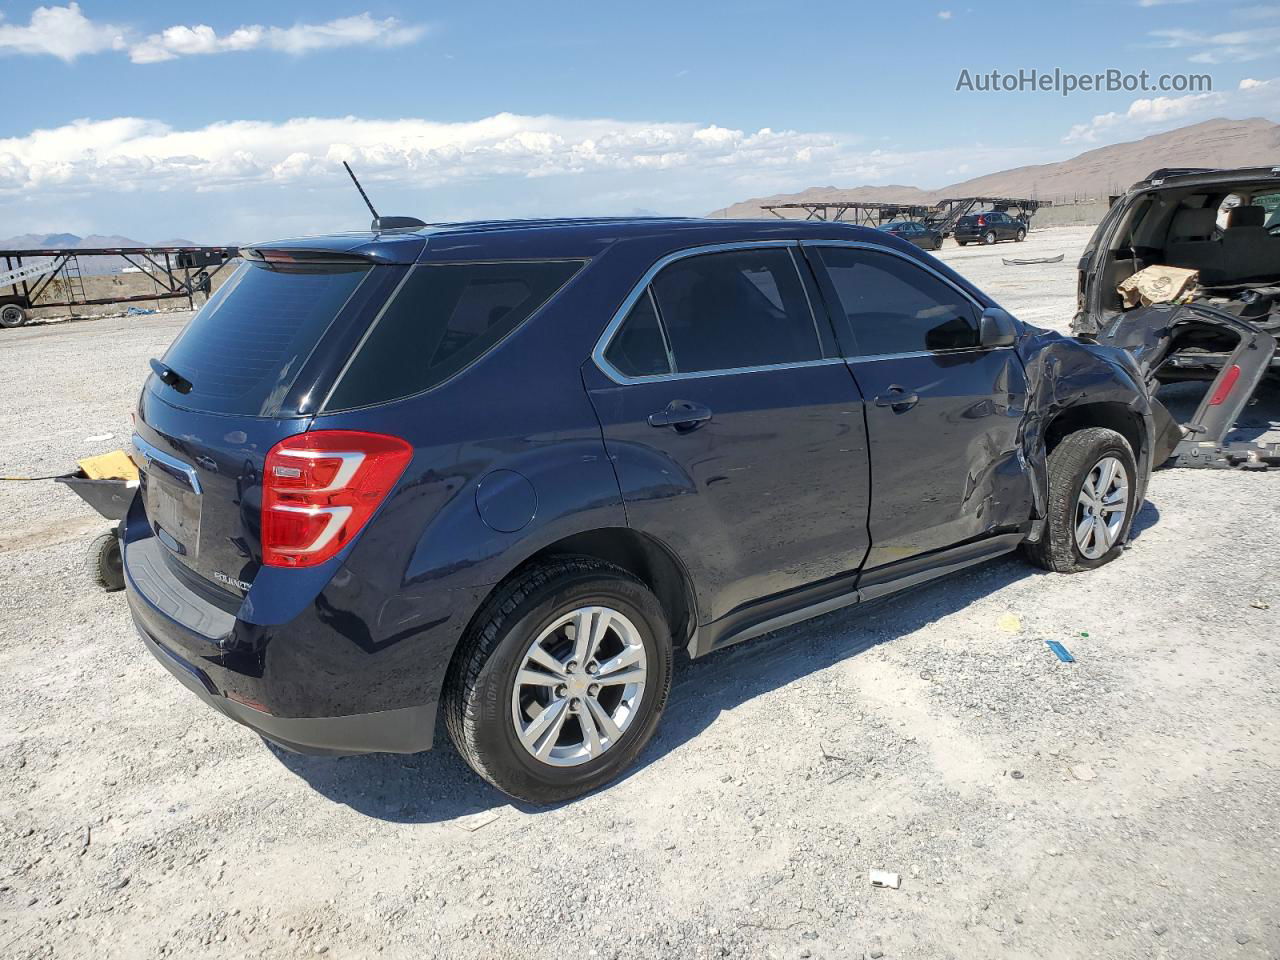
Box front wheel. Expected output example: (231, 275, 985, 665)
(1023, 427, 1137, 573)
(444, 557, 673, 803)
(1015, 228, 1027, 242)
(86, 530, 124, 591)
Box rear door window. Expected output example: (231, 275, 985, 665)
(325, 260, 583, 410)
(816, 246, 980, 355)
(157, 261, 372, 416)
(648, 248, 822, 373)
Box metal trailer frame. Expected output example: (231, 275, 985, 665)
(924, 197, 1047, 237)
(760, 200, 933, 226)
(0, 245, 239, 327)
(758, 197, 1048, 238)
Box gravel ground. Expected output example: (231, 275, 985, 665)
(2, 225, 1278, 960)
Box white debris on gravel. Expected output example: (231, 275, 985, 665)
(1, 226, 1278, 959)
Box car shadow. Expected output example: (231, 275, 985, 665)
(270, 502, 1164, 822)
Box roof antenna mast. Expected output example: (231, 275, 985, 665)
(341, 161, 425, 233)
(343, 161, 380, 222)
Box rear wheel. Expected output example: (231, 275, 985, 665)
(1023, 427, 1137, 573)
(445, 557, 673, 803)
(957, 240, 969, 246)
(0, 304, 27, 329)
(983, 230, 997, 245)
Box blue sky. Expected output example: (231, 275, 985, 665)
(1, 1, 1278, 241)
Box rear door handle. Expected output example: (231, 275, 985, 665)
(874, 385, 919, 411)
(648, 400, 713, 431)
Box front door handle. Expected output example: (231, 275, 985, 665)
(874, 385, 920, 412)
(648, 400, 713, 431)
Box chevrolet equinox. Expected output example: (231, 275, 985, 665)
(125, 217, 1174, 803)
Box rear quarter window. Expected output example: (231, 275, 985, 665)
(323, 260, 583, 410)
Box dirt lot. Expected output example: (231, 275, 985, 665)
(2, 225, 1278, 960)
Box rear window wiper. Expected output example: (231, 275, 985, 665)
(149, 358, 193, 394)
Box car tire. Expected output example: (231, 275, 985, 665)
(444, 556, 673, 804)
(1015, 228, 1026, 242)
(983, 230, 997, 245)
(957, 240, 968, 246)
(0, 304, 27, 329)
(86, 530, 125, 591)
(1023, 427, 1137, 574)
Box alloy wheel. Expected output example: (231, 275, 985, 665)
(511, 605, 648, 767)
(1075, 455, 1129, 559)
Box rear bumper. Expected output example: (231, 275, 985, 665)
(137, 620, 435, 755)
(123, 498, 443, 756)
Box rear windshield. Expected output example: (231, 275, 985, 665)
(157, 261, 371, 416)
(323, 259, 583, 411)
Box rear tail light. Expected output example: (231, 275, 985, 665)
(977, 216, 986, 227)
(1208, 364, 1241, 406)
(262, 430, 412, 568)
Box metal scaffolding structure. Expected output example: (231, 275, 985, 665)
(760, 200, 933, 225)
(923, 197, 1047, 237)
(758, 196, 1049, 237)
(0, 245, 239, 328)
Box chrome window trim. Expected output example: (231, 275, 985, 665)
(132, 433, 203, 494)
(798, 239, 1015, 357)
(592, 240, 831, 385)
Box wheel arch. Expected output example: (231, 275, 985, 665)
(1043, 400, 1146, 464)
(462, 526, 698, 657)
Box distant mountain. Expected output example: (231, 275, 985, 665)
(0, 232, 85, 249)
(0, 233, 207, 250)
(710, 117, 1280, 219)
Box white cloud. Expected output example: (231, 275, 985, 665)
(129, 13, 425, 64)
(1239, 77, 1279, 92)
(0, 4, 424, 63)
(0, 3, 125, 61)
(0, 114, 852, 196)
(1149, 25, 1280, 63)
(1063, 76, 1280, 143)
(937, 11, 954, 20)
(1137, 0, 1195, 7)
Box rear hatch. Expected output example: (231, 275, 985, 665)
(132, 248, 408, 596)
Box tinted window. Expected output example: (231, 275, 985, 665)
(817, 247, 980, 355)
(326, 260, 582, 410)
(604, 290, 671, 377)
(650, 248, 821, 373)
(159, 261, 371, 416)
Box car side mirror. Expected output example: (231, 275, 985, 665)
(979, 307, 1018, 348)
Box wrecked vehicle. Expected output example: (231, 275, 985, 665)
(1073, 166, 1280, 468)
(127, 216, 1166, 803)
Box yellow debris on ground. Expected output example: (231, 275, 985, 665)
(996, 612, 1022, 633)
(78, 450, 139, 483)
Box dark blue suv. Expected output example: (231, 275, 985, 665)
(125, 217, 1175, 803)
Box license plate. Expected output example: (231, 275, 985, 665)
(144, 471, 201, 558)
